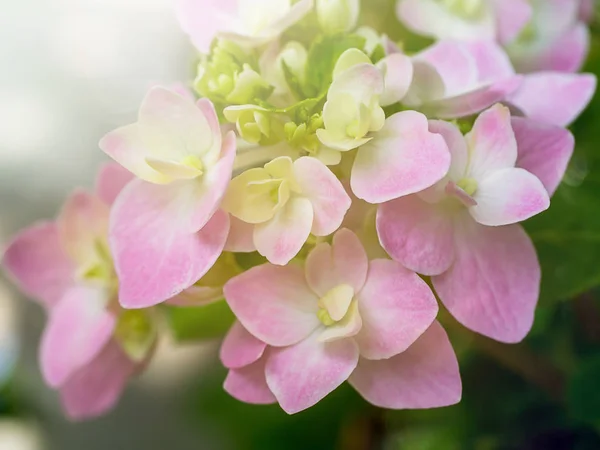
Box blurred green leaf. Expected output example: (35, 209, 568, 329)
(568, 356, 600, 424)
(165, 301, 235, 342)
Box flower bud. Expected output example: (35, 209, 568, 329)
(316, 0, 359, 34)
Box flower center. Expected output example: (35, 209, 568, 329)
(317, 284, 355, 326)
(181, 155, 205, 175)
(78, 239, 117, 289)
(456, 177, 478, 196)
(439, 0, 486, 18)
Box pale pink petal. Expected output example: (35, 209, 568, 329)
(265, 331, 359, 414)
(445, 181, 478, 207)
(110, 179, 230, 308)
(2, 222, 75, 308)
(223, 264, 320, 347)
(224, 216, 256, 253)
(175, 0, 237, 53)
(433, 219, 540, 343)
(99, 124, 166, 184)
(378, 53, 414, 106)
(253, 197, 314, 265)
(293, 157, 351, 237)
(538, 24, 590, 73)
(508, 72, 597, 127)
(349, 321, 461, 409)
(224, 358, 276, 405)
(461, 40, 515, 82)
(220, 321, 267, 369)
(40, 286, 116, 388)
(413, 41, 478, 97)
(60, 340, 137, 421)
(377, 196, 455, 276)
(429, 76, 522, 119)
(513, 117, 574, 196)
(428, 120, 468, 183)
(352, 111, 450, 204)
(471, 168, 550, 226)
(491, 0, 533, 44)
(466, 104, 518, 179)
(57, 190, 110, 265)
(305, 228, 369, 297)
(354, 259, 438, 360)
(95, 162, 135, 206)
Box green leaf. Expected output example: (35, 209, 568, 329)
(165, 301, 235, 342)
(568, 355, 600, 423)
(303, 33, 366, 98)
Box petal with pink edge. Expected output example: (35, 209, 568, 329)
(349, 321, 461, 409)
(490, 0, 532, 44)
(512, 117, 574, 196)
(352, 111, 450, 204)
(466, 104, 518, 179)
(57, 190, 110, 266)
(40, 285, 116, 388)
(2, 222, 75, 308)
(461, 40, 515, 83)
(294, 157, 351, 237)
(355, 259, 438, 360)
(175, 0, 237, 53)
(305, 228, 369, 297)
(470, 168, 550, 226)
(378, 53, 414, 106)
(95, 163, 135, 206)
(508, 72, 597, 127)
(253, 197, 314, 266)
(220, 321, 267, 369)
(428, 76, 522, 119)
(60, 340, 137, 421)
(224, 216, 256, 253)
(377, 196, 455, 276)
(266, 330, 359, 414)
(224, 264, 320, 347)
(224, 358, 276, 405)
(538, 24, 590, 73)
(110, 178, 230, 308)
(433, 218, 540, 343)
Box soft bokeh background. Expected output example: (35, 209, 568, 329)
(3, 1, 600, 449)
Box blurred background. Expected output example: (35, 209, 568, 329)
(3, 1, 600, 449)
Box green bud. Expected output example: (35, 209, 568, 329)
(316, 0, 359, 34)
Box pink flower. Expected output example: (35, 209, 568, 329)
(397, 0, 533, 44)
(377, 105, 558, 343)
(404, 40, 522, 119)
(100, 87, 235, 308)
(506, 0, 590, 73)
(2, 164, 149, 420)
(224, 229, 461, 413)
(176, 0, 314, 53)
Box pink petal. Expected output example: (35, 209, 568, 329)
(220, 321, 267, 369)
(461, 40, 515, 83)
(355, 259, 438, 360)
(40, 286, 116, 388)
(470, 168, 550, 226)
(305, 228, 369, 297)
(60, 340, 137, 421)
(110, 179, 230, 308)
(94, 162, 135, 206)
(513, 117, 574, 196)
(2, 222, 75, 308)
(352, 111, 450, 204)
(224, 216, 256, 253)
(223, 264, 320, 347)
(265, 331, 359, 414)
(508, 72, 597, 127)
(491, 0, 533, 44)
(428, 119, 469, 184)
(175, 0, 237, 53)
(253, 197, 314, 265)
(293, 157, 351, 237)
(377, 196, 455, 276)
(466, 104, 518, 179)
(165, 285, 223, 307)
(378, 53, 414, 106)
(429, 76, 522, 119)
(538, 23, 590, 73)
(349, 321, 461, 409)
(433, 219, 540, 343)
(224, 358, 276, 405)
(57, 190, 110, 265)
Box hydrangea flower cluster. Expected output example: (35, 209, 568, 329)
(2, 0, 596, 420)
